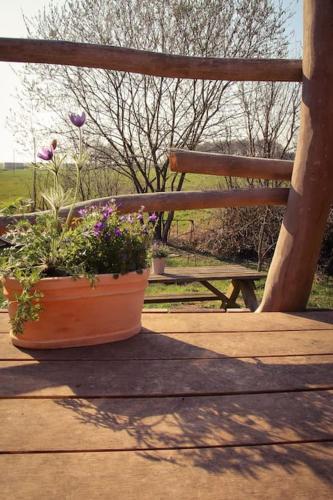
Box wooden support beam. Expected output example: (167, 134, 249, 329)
(0, 188, 289, 232)
(169, 149, 293, 181)
(258, 0, 333, 312)
(0, 38, 302, 82)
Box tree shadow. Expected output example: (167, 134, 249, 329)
(1, 330, 333, 482)
(289, 310, 333, 328)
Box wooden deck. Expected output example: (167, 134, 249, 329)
(1, 309, 333, 499)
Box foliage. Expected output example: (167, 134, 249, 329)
(151, 242, 170, 258)
(319, 208, 333, 276)
(1, 207, 153, 277)
(190, 206, 284, 271)
(0, 197, 34, 215)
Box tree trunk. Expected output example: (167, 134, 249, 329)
(161, 211, 175, 243)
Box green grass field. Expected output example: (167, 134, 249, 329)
(0, 168, 34, 204)
(0, 167, 222, 205)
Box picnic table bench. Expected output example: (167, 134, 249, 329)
(145, 264, 266, 311)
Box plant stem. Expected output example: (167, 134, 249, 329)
(65, 128, 82, 228)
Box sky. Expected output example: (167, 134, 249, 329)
(0, 0, 302, 163)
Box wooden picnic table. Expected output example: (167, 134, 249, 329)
(146, 264, 266, 311)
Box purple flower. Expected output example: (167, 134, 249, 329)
(102, 206, 113, 219)
(69, 111, 86, 128)
(37, 147, 54, 161)
(148, 213, 158, 223)
(93, 221, 105, 236)
(137, 213, 143, 221)
(114, 227, 122, 237)
(78, 208, 88, 216)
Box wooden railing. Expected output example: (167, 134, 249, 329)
(169, 150, 293, 181)
(0, 188, 289, 228)
(0, 38, 302, 82)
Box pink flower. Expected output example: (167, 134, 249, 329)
(148, 213, 158, 223)
(37, 147, 54, 161)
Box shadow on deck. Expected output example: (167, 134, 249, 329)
(0, 310, 333, 498)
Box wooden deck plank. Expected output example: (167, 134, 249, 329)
(1, 330, 333, 361)
(1, 391, 332, 452)
(1, 355, 332, 397)
(0, 313, 9, 333)
(2, 310, 333, 335)
(0, 443, 332, 500)
(142, 311, 333, 333)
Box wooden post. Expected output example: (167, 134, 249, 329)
(258, 0, 333, 312)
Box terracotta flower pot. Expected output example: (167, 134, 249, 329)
(3, 269, 149, 349)
(152, 257, 166, 274)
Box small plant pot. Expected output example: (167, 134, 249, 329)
(3, 269, 149, 349)
(152, 257, 166, 274)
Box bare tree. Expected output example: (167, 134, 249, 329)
(236, 81, 300, 160)
(201, 79, 301, 269)
(14, 0, 292, 239)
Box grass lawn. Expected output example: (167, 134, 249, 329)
(0, 167, 222, 205)
(0, 168, 34, 204)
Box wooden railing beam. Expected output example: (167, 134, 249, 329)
(0, 38, 302, 82)
(169, 149, 293, 181)
(0, 188, 289, 231)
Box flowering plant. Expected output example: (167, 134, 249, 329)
(151, 242, 169, 258)
(0, 112, 155, 334)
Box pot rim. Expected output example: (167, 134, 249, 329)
(3, 268, 149, 283)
